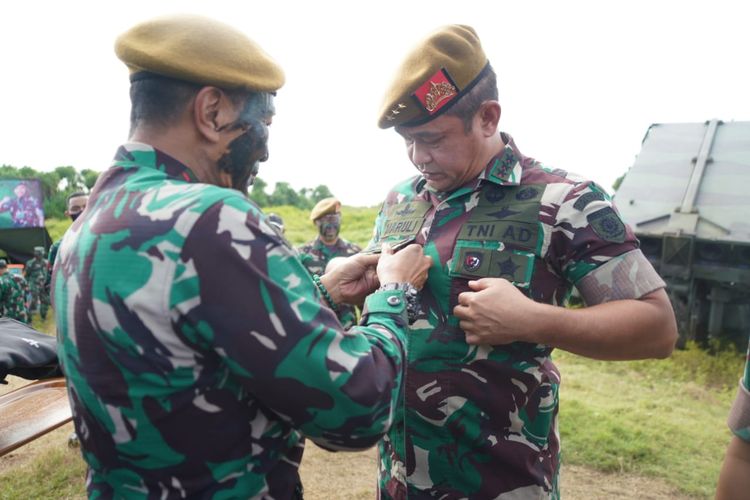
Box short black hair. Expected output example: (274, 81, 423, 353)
(129, 75, 201, 132)
(128, 74, 254, 133)
(444, 64, 498, 132)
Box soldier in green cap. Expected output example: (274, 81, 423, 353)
(369, 24, 678, 498)
(52, 14, 431, 499)
(298, 197, 362, 328)
(24, 246, 49, 321)
(0, 259, 29, 323)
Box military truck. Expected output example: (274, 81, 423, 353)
(614, 119, 750, 348)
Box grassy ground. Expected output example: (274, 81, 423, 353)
(2, 332, 740, 498)
(1, 210, 741, 498)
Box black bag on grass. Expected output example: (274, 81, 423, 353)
(0, 317, 61, 384)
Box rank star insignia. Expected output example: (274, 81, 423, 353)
(496, 257, 520, 278)
(463, 252, 483, 272)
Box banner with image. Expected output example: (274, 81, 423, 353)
(0, 179, 45, 229)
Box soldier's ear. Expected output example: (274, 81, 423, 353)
(476, 101, 501, 137)
(193, 87, 226, 143)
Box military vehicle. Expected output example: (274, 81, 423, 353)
(614, 119, 750, 347)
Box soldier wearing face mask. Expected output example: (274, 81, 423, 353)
(48, 191, 89, 268)
(298, 198, 362, 327)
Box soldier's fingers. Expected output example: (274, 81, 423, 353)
(381, 242, 394, 256)
(456, 291, 474, 307)
(354, 253, 380, 267)
(454, 304, 471, 320)
(464, 332, 482, 345)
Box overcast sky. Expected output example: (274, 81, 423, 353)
(2, 0, 748, 207)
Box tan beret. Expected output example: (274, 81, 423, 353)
(115, 14, 284, 92)
(378, 25, 489, 129)
(310, 197, 341, 221)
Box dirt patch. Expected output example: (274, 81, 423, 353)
(299, 444, 693, 499)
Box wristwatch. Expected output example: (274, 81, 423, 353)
(378, 282, 420, 324)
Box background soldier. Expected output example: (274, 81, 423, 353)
(0, 259, 29, 323)
(24, 246, 49, 321)
(52, 14, 430, 499)
(298, 198, 362, 327)
(371, 25, 677, 498)
(48, 191, 88, 268)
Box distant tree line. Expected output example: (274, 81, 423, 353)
(249, 178, 334, 209)
(0, 164, 98, 219)
(0, 165, 335, 217)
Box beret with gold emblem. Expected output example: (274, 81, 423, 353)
(378, 25, 489, 129)
(310, 197, 341, 221)
(115, 14, 284, 92)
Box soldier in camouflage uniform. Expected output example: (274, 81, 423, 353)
(370, 25, 678, 498)
(52, 15, 431, 499)
(298, 198, 362, 328)
(716, 338, 750, 499)
(0, 182, 44, 227)
(0, 259, 29, 323)
(24, 246, 49, 321)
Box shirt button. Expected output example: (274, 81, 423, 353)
(387, 295, 402, 306)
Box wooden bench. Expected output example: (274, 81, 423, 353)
(0, 377, 72, 457)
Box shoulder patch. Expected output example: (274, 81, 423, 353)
(587, 207, 626, 243)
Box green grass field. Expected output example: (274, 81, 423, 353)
(0, 209, 743, 498)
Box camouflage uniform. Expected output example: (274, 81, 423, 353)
(48, 239, 61, 268)
(24, 255, 50, 320)
(368, 133, 666, 499)
(53, 143, 410, 499)
(0, 195, 44, 227)
(0, 273, 29, 323)
(728, 339, 750, 442)
(298, 238, 362, 328)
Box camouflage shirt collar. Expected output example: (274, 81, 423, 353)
(478, 132, 525, 187)
(415, 132, 525, 203)
(114, 142, 201, 183)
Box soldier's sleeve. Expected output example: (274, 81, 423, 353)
(728, 342, 750, 442)
(549, 181, 665, 305)
(173, 198, 408, 450)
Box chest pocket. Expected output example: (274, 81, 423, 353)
(447, 184, 544, 290)
(366, 200, 432, 252)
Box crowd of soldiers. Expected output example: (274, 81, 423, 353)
(0, 246, 50, 324)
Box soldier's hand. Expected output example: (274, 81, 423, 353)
(320, 253, 380, 306)
(376, 243, 431, 289)
(453, 278, 543, 345)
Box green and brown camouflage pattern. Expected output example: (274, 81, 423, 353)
(0, 273, 29, 323)
(24, 254, 49, 319)
(369, 132, 665, 499)
(728, 339, 750, 442)
(52, 142, 411, 499)
(297, 237, 362, 328)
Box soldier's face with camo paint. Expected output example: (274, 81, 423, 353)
(316, 213, 341, 242)
(397, 113, 487, 193)
(217, 92, 275, 193)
